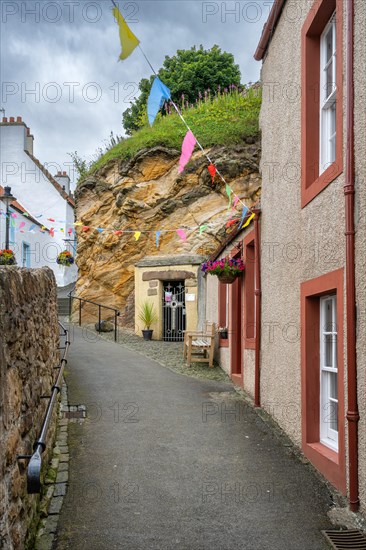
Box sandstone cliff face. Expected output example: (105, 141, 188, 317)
(75, 141, 261, 326)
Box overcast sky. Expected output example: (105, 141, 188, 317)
(1, 1, 271, 186)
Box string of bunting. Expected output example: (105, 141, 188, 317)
(111, 0, 256, 233)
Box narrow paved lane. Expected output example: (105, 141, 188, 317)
(55, 325, 333, 550)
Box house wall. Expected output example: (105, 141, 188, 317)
(0, 121, 76, 287)
(353, 0, 366, 514)
(259, 0, 348, 484)
(134, 262, 201, 339)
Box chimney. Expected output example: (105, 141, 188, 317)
(2, 117, 7, 123)
(9, 117, 14, 122)
(25, 126, 34, 155)
(54, 171, 71, 195)
(16, 116, 22, 123)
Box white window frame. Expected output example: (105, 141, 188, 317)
(319, 294, 338, 451)
(319, 13, 337, 174)
(22, 241, 31, 268)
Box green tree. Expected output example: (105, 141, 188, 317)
(122, 45, 241, 135)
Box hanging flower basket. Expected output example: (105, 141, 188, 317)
(57, 250, 74, 267)
(201, 257, 245, 284)
(217, 272, 239, 284)
(0, 249, 17, 266)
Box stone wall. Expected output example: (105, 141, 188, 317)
(0, 267, 60, 549)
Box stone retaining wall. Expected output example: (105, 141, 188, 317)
(0, 267, 60, 549)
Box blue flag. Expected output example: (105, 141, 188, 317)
(238, 206, 248, 230)
(147, 78, 171, 126)
(156, 231, 161, 248)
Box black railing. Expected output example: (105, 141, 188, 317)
(18, 321, 70, 494)
(68, 292, 120, 342)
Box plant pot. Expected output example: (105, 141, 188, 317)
(142, 329, 153, 341)
(217, 272, 239, 284)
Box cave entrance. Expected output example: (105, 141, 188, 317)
(162, 280, 186, 341)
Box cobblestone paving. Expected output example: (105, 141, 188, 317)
(84, 323, 229, 382)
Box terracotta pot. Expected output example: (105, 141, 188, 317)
(217, 272, 239, 284)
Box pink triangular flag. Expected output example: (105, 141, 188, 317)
(178, 130, 196, 173)
(176, 229, 187, 241)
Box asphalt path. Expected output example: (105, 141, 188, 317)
(54, 325, 333, 550)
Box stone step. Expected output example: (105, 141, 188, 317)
(57, 297, 70, 316)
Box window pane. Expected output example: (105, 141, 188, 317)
(330, 400, 338, 432)
(324, 334, 334, 366)
(324, 299, 333, 331)
(325, 26, 333, 62)
(329, 372, 338, 400)
(326, 61, 334, 98)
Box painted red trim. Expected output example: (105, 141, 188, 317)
(301, 0, 343, 208)
(244, 230, 255, 347)
(254, 0, 286, 61)
(301, 269, 346, 494)
(345, 0, 359, 512)
(254, 214, 261, 407)
(230, 276, 243, 387)
(218, 283, 229, 348)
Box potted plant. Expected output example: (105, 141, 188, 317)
(218, 326, 228, 339)
(201, 257, 245, 284)
(138, 301, 158, 341)
(0, 249, 16, 266)
(57, 250, 74, 267)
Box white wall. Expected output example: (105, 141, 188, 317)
(0, 122, 77, 287)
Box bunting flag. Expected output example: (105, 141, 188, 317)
(243, 212, 255, 228)
(179, 130, 196, 173)
(10, 218, 15, 227)
(233, 196, 239, 209)
(11, 212, 17, 218)
(29, 224, 36, 232)
(134, 231, 141, 241)
(19, 221, 25, 229)
(176, 229, 187, 241)
(112, 7, 140, 61)
(68, 228, 73, 236)
(147, 77, 171, 126)
(73, 221, 82, 226)
(114, 230, 122, 236)
(82, 226, 90, 232)
(49, 228, 55, 237)
(23, 212, 29, 217)
(225, 184, 232, 209)
(156, 231, 161, 248)
(238, 206, 248, 230)
(199, 224, 208, 235)
(47, 217, 55, 222)
(96, 228, 104, 233)
(226, 219, 238, 228)
(207, 163, 216, 183)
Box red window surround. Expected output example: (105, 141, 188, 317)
(218, 283, 229, 348)
(301, 0, 343, 208)
(244, 230, 255, 349)
(300, 268, 346, 494)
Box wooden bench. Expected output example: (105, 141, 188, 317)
(183, 322, 215, 368)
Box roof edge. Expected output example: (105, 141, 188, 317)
(254, 0, 286, 61)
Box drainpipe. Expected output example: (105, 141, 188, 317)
(344, 0, 359, 512)
(254, 209, 261, 407)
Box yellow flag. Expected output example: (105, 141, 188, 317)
(243, 213, 255, 228)
(134, 231, 141, 241)
(113, 7, 140, 61)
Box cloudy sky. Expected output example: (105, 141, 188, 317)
(1, 1, 270, 186)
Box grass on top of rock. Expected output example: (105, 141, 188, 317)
(87, 85, 261, 177)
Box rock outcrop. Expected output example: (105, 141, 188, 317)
(75, 141, 261, 326)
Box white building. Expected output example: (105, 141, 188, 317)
(0, 116, 77, 287)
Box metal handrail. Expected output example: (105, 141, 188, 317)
(68, 292, 120, 342)
(18, 321, 70, 494)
